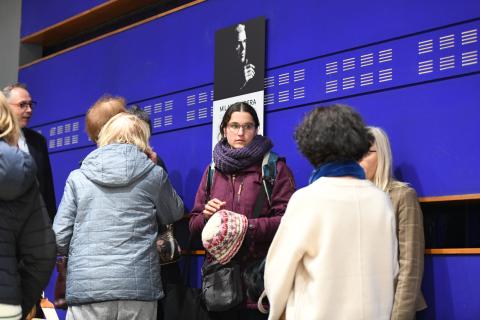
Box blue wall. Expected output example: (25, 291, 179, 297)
(421, 255, 480, 319)
(21, 0, 107, 36)
(20, 0, 480, 197)
(19, 0, 480, 318)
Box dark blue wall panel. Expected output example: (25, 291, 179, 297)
(421, 255, 480, 319)
(21, 0, 107, 37)
(20, 5, 480, 196)
(20, 0, 480, 128)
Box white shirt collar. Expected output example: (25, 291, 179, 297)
(18, 129, 30, 154)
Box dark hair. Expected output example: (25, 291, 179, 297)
(219, 102, 259, 137)
(127, 105, 152, 134)
(294, 104, 370, 167)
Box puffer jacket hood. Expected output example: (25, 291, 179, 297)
(81, 143, 155, 187)
(0, 140, 36, 200)
(54, 142, 185, 305)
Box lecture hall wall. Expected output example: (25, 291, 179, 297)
(19, 0, 480, 318)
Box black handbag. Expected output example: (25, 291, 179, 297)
(160, 234, 211, 320)
(201, 260, 243, 312)
(156, 224, 181, 265)
(243, 258, 266, 302)
(162, 282, 211, 320)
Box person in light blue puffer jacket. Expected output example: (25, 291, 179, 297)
(53, 112, 184, 320)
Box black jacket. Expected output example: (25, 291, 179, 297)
(23, 127, 57, 220)
(0, 140, 56, 318)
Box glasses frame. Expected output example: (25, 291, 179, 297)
(11, 100, 37, 109)
(226, 122, 256, 134)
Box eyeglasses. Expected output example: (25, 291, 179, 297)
(227, 122, 256, 133)
(11, 100, 37, 109)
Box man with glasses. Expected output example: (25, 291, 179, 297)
(2, 83, 56, 221)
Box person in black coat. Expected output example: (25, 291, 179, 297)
(2, 83, 56, 221)
(0, 93, 56, 319)
(22, 127, 56, 220)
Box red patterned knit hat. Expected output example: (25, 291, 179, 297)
(201, 210, 248, 265)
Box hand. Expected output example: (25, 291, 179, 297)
(145, 147, 158, 164)
(203, 198, 226, 220)
(243, 63, 256, 84)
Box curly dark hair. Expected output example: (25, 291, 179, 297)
(295, 104, 371, 167)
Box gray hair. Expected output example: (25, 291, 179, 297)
(2, 83, 27, 99)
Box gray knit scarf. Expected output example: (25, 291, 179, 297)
(213, 135, 273, 174)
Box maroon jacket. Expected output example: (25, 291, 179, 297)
(189, 158, 295, 309)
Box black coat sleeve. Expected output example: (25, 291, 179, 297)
(24, 128, 57, 221)
(38, 135, 56, 221)
(16, 185, 56, 317)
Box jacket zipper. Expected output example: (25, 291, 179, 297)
(237, 180, 243, 206)
(231, 174, 244, 212)
(231, 174, 236, 211)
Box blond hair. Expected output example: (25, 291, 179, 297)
(97, 112, 150, 151)
(0, 92, 20, 145)
(85, 95, 126, 142)
(367, 126, 407, 192)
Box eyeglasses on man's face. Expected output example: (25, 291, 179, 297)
(11, 100, 37, 109)
(227, 122, 256, 133)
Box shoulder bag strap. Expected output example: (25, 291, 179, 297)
(252, 152, 278, 218)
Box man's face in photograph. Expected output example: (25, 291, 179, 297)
(235, 25, 247, 64)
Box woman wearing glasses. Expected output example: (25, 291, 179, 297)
(189, 102, 295, 320)
(360, 126, 427, 319)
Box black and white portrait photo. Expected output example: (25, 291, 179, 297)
(214, 17, 265, 101)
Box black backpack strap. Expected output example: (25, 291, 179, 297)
(252, 152, 278, 218)
(262, 151, 278, 205)
(205, 162, 215, 202)
(252, 185, 267, 219)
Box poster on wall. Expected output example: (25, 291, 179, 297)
(212, 16, 266, 149)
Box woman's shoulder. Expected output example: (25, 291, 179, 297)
(290, 181, 322, 201)
(144, 164, 169, 184)
(64, 169, 90, 190)
(275, 155, 288, 166)
(0, 141, 36, 200)
(389, 184, 418, 204)
(0, 140, 32, 171)
(390, 183, 416, 195)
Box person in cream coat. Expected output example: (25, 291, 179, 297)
(264, 105, 398, 320)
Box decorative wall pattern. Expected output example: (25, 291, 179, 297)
(33, 19, 479, 154)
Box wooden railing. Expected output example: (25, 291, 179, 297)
(20, 0, 206, 68)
